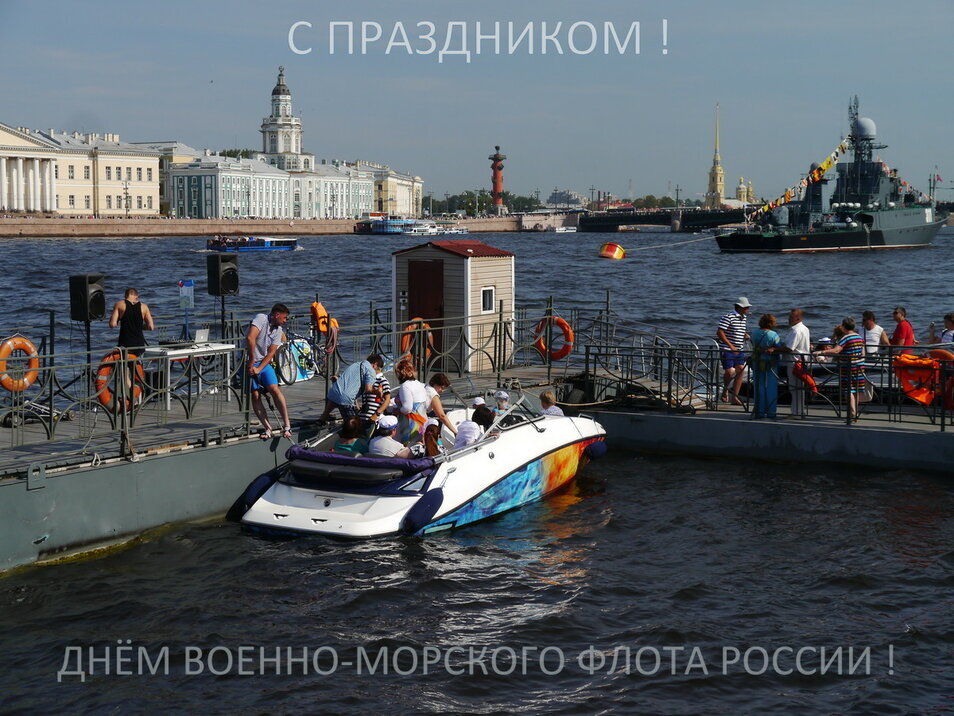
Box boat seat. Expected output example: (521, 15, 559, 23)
(289, 458, 404, 484)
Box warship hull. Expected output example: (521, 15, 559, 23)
(717, 210, 945, 253)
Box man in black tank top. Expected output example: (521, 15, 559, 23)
(109, 288, 155, 348)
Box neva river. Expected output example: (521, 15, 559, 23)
(0, 229, 952, 712)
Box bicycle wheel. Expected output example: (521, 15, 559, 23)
(274, 344, 298, 385)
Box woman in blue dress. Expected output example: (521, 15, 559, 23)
(749, 314, 781, 419)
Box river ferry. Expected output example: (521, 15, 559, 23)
(207, 235, 297, 252)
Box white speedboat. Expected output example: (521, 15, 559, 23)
(440, 226, 469, 235)
(235, 400, 606, 537)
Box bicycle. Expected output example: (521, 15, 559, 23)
(274, 328, 336, 385)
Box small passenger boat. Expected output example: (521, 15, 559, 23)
(403, 222, 443, 236)
(207, 235, 297, 252)
(234, 398, 606, 537)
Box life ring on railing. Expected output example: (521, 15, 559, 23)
(533, 316, 574, 361)
(0, 336, 40, 392)
(399, 318, 435, 357)
(893, 353, 939, 406)
(791, 360, 818, 393)
(95, 350, 145, 412)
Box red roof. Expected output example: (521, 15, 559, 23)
(392, 239, 514, 258)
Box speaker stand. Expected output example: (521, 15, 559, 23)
(84, 320, 93, 393)
(220, 296, 226, 342)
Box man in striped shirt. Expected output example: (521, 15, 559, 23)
(716, 297, 752, 405)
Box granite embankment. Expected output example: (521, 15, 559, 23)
(0, 216, 527, 238)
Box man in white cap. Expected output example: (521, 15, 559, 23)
(367, 415, 413, 458)
(716, 297, 752, 405)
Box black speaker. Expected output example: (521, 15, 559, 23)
(207, 253, 239, 296)
(69, 274, 106, 321)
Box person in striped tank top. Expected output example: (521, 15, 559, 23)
(815, 317, 867, 421)
(716, 297, 752, 405)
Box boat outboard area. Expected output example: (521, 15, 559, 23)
(235, 395, 607, 538)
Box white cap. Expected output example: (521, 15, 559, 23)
(377, 415, 398, 429)
(736, 297, 752, 308)
(453, 420, 482, 448)
(423, 417, 439, 430)
(494, 390, 509, 401)
(471, 397, 486, 406)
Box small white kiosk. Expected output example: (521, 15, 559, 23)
(392, 240, 515, 374)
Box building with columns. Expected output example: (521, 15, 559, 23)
(0, 122, 160, 216)
(0, 124, 58, 214)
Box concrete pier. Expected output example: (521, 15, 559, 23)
(591, 408, 954, 474)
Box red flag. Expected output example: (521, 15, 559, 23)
(936, 174, 943, 181)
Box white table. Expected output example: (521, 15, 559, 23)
(142, 342, 235, 410)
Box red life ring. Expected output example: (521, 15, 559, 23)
(95, 350, 145, 411)
(534, 316, 574, 361)
(0, 336, 40, 392)
(399, 318, 435, 357)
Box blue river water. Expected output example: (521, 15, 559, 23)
(0, 229, 952, 712)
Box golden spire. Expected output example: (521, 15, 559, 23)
(713, 102, 721, 163)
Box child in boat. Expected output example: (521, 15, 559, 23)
(422, 417, 444, 457)
(333, 417, 369, 456)
(493, 390, 509, 415)
(539, 390, 564, 416)
(359, 368, 391, 436)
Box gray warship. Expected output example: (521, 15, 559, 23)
(717, 98, 947, 253)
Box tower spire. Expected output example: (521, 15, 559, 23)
(714, 102, 721, 162)
(704, 102, 725, 209)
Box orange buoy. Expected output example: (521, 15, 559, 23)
(0, 336, 40, 392)
(599, 242, 626, 260)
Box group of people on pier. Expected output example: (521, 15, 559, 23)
(244, 303, 564, 452)
(716, 297, 953, 421)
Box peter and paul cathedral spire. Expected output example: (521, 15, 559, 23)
(704, 103, 725, 209)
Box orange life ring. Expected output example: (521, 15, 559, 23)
(534, 316, 574, 361)
(0, 336, 40, 392)
(893, 353, 938, 406)
(399, 318, 435, 357)
(95, 350, 145, 411)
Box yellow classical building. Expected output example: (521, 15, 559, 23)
(0, 122, 160, 216)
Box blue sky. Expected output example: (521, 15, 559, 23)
(1, 0, 951, 201)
